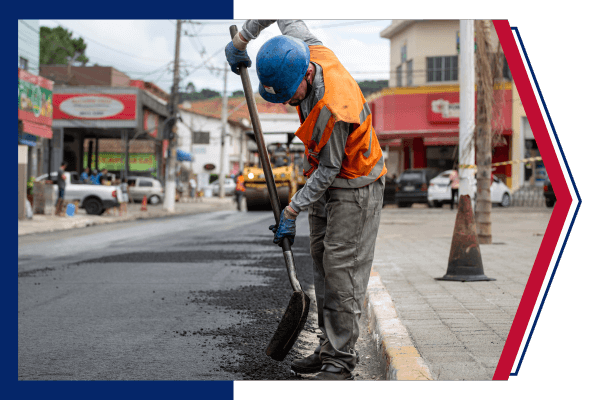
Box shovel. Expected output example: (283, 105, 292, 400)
(230, 25, 310, 362)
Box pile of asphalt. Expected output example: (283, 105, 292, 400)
(186, 236, 317, 380)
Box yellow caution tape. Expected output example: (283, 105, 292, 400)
(458, 156, 543, 171)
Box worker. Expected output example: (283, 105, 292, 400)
(234, 172, 245, 211)
(226, 20, 387, 380)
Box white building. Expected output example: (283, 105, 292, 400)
(177, 103, 249, 189)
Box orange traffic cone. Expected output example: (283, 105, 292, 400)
(436, 194, 495, 282)
(141, 195, 148, 211)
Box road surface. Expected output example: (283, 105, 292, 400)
(18, 211, 384, 380)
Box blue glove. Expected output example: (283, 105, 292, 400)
(269, 209, 296, 247)
(225, 41, 252, 75)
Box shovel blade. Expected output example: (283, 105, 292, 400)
(265, 290, 310, 361)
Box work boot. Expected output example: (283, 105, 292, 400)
(291, 353, 321, 374)
(310, 364, 354, 381)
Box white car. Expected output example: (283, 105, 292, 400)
(207, 178, 236, 196)
(35, 171, 122, 215)
(427, 170, 512, 207)
(126, 176, 164, 205)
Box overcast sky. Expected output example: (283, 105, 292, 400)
(39, 19, 392, 96)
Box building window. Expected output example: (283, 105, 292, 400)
(396, 65, 402, 87)
(401, 44, 407, 63)
(406, 60, 413, 86)
(193, 131, 210, 144)
(502, 55, 512, 81)
(427, 56, 458, 82)
(19, 57, 29, 71)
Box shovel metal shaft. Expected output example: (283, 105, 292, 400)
(229, 25, 301, 293)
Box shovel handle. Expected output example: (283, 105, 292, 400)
(229, 25, 301, 292)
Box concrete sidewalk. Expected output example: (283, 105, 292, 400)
(365, 205, 552, 380)
(18, 196, 237, 236)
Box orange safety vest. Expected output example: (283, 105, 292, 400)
(295, 45, 386, 188)
(235, 175, 245, 192)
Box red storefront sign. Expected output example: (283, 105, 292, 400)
(53, 94, 137, 120)
(370, 85, 513, 136)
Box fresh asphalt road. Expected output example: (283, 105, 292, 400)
(18, 210, 384, 381)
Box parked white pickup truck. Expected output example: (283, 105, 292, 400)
(35, 171, 122, 215)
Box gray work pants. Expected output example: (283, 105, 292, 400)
(308, 176, 384, 372)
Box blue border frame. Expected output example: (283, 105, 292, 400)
(509, 27, 582, 377)
(14, 8, 235, 400)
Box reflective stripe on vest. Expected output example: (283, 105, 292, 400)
(294, 45, 387, 186)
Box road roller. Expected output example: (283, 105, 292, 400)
(244, 144, 305, 211)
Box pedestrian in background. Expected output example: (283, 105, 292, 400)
(54, 162, 67, 216)
(189, 176, 197, 201)
(120, 178, 130, 214)
(80, 167, 90, 183)
(99, 169, 109, 185)
(449, 169, 459, 210)
(234, 172, 245, 211)
(90, 170, 100, 185)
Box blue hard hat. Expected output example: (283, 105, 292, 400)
(257, 36, 310, 103)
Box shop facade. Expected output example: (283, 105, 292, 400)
(18, 68, 55, 178)
(51, 86, 169, 181)
(369, 83, 515, 187)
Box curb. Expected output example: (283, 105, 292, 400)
(365, 271, 433, 380)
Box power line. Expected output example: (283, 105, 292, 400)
(45, 20, 174, 62)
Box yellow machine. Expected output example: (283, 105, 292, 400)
(244, 144, 305, 211)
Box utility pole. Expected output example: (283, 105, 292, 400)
(164, 19, 182, 212)
(218, 62, 228, 199)
(459, 20, 476, 205)
(475, 20, 494, 244)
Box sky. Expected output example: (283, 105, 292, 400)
(39, 19, 392, 96)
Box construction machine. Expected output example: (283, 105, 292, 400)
(244, 136, 306, 212)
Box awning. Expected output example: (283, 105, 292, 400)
(177, 149, 193, 162)
(18, 132, 38, 147)
(22, 120, 52, 139)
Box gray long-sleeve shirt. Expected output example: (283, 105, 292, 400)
(241, 20, 349, 213)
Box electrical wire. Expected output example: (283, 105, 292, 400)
(43, 20, 174, 62)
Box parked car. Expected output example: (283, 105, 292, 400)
(35, 171, 121, 215)
(427, 170, 459, 208)
(126, 176, 164, 205)
(427, 170, 512, 208)
(394, 168, 440, 207)
(207, 178, 236, 196)
(543, 179, 555, 207)
(383, 175, 400, 206)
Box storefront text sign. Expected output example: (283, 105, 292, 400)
(53, 94, 137, 120)
(427, 92, 460, 124)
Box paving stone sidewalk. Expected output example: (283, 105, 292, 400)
(370, 205, 552, 380)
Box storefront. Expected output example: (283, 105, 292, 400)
(369, 83, 514, 185)
(52, 86, 169, 181)
(18, 68, 54, 179)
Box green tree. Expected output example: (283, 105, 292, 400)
(357, 80, 389, 97)
(198, 88, 220, 99)
(231, 90, 244, 97)
(186, 82, 196, 93)
(40, 26, 89, 66)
